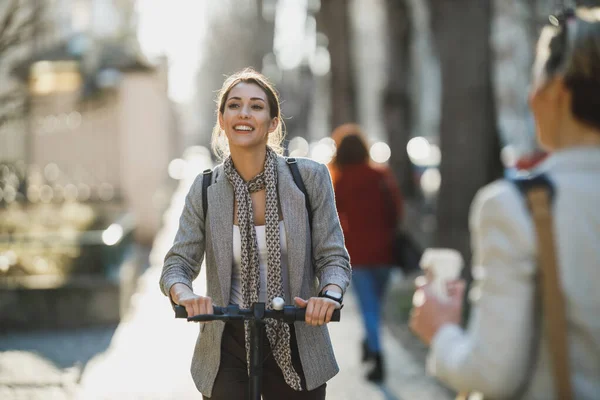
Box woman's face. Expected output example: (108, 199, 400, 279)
(218, 82, 278, 153)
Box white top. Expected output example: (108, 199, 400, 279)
(427, 146, 600, 400)
(231, 221, 289, 305)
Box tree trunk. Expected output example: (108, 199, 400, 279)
(429, 0, 504, 263)
(383, 0, 415, 198)
(316, 0, 357, 129)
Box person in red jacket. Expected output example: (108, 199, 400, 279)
(330, 124, 404, 383)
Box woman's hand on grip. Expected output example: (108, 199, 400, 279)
(170, 283, 214, 319)
(294, 296, 340, 326)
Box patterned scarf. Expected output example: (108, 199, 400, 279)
(223, 147, 303, 391)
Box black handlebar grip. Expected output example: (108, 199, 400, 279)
(295, 308, 341, 322)
(174, 305, 227, 319)
(174, 305, 187, 318)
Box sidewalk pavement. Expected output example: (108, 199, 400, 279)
(0, 152, 453, 399)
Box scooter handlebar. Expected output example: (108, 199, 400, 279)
(173, 304, 341, 322)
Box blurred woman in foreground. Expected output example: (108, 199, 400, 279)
(410, 8, 600, 399)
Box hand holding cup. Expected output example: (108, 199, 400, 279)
(419, 248, 464, 301)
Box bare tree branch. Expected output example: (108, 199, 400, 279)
(0, 0, 20, 44)
(0, 0, 46, 137)
(0, 87, 25, 105)
(0, 0, 46, 54)
(0, 31, 27, 53)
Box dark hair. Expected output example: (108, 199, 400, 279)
(211, 67, 284, 159)
(334, 134, 369, 167)
(542, 8, 600, 130)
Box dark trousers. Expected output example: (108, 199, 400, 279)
(204, 321, 326, 400)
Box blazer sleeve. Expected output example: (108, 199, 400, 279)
(426, 180, 537, 399)
(304, 162, 352, 294)
(159, 173, 206, 299)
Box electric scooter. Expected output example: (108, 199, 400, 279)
(174, 297, 341, 400)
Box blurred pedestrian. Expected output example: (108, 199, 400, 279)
(330, 124, 404, 383)
(328, 123, 362, 182)
(160, 68, 351, 399)
(410, 7, 600, 399)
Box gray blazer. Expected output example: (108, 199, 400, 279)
(160, 155, 352, 397)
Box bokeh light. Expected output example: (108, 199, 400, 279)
(64, 184, 79, 202)
(310, 137, 336, 164)
(0, 255, 10, 273)
(369, 142, 391, 164)
(420, 168, 441, 194)
(407, 136, 441, 167)
(77, 184, 91, 201)
(39, 185, 54, 203)
(27, 185, 40, 203)
(288, 136, 310, 158)
(3, 186, 16, 203)
(168, 158, 187, 180)
(102, 224, 124, 246)
(44, 163, 60, 182)
(309, 46, 331, 76)
(98, 183, 115, 201)
(407, 137, 430, 164)
(67, 111, 82, 129)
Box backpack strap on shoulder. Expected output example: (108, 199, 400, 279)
(512, 173, 555, 202)
(511, 172, 572, 400)
(202, 168, 213, 219)
(286, 157, 313, 230)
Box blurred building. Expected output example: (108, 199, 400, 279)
(1, 0, 180, 244)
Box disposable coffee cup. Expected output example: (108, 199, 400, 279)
(419, 248, 464, 300)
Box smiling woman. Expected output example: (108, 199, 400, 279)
(211, 68, 285, 160)
(218, 82, 279, 156)
(160, 67, 351, 399)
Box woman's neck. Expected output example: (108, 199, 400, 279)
(555, 117, 600, 150)
(229, 146, 268, 181)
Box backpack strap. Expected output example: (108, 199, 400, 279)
(201, 168, 213, 219)
(286, 158, 313, 231)
(513, 173, 555, 203)
(513, 173, 572, 400)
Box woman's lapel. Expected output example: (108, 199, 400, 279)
(207, 176, 234, 305)
(277, 157, 308, 300)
